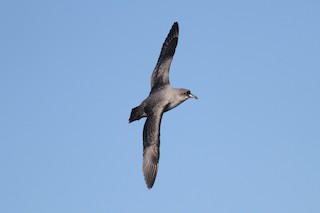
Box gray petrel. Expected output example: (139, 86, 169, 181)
(129, 22, 197, 189)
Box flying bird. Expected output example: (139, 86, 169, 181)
(129, 22, 197, 189)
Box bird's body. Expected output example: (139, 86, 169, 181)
(129, 22, 197, 189)
(130, 86, 191, 122)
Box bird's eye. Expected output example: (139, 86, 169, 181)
(183, 90, 190, 96)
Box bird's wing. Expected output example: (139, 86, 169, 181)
(142, 107, 165, 189)
(150, 22, 179, 93)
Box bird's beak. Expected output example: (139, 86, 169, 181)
(188, 93, 198, 99)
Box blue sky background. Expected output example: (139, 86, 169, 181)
(1, 0, 319, 212)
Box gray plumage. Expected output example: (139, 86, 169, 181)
(129, 22, 197, 189)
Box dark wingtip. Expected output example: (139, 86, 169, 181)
(159, 22, 179, 59)
(145, 177, 156, 189)
(146, 183, 153, 190)
(143, 158, 158, 189)
(173, 22, 179, 30)
(170, 22, 179, 37)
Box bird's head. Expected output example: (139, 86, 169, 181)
(179, 88, 198, 101)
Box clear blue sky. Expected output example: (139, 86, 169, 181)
(1, 0, 319, 212)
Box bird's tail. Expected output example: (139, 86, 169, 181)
(129, 106, 145, 123)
